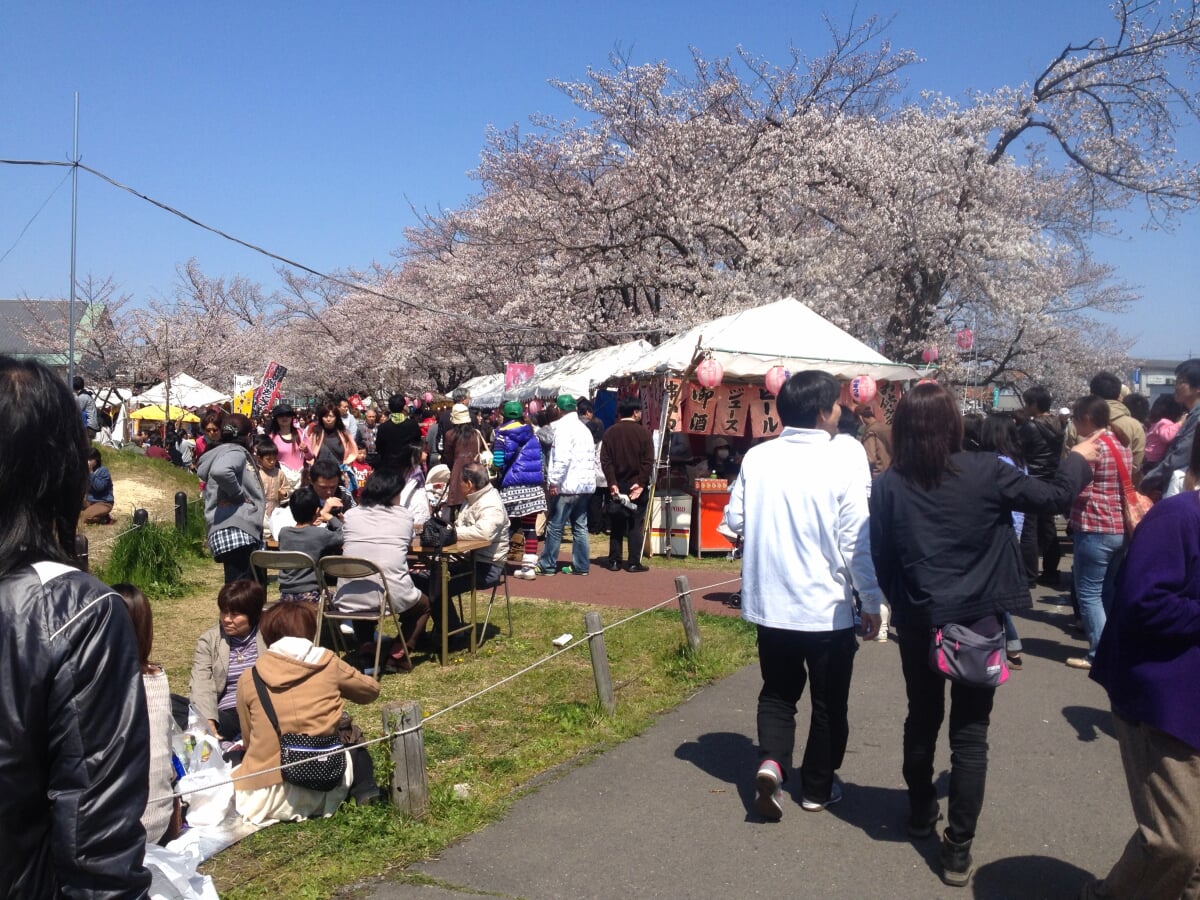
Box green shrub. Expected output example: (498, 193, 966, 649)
(99, 520, 188, 597)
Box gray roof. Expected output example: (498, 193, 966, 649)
(0, 299, 88, 358)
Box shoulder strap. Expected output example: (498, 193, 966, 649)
(1100, 433, 1136, 499)
(251, 666, 283, 737)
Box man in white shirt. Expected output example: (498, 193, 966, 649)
(726, 370, 882, 821)
(535, 395, 597, 575)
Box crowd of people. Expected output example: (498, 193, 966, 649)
(2, 350, 1196, 895)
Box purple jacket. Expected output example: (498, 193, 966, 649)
(1092, 491, 1200, 751)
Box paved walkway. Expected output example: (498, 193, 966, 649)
(364, 580, 1132, 899)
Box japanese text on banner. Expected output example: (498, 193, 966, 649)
(682, 383, 719, 434)
(712, 385, 748, 437)
(749, 388, 782, 438)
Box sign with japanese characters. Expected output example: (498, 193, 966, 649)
(749, 388, 782, 438)
(712, 385, 748, 437)
(681, 382, 719, 434)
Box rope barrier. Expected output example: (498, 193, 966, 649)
(149, 572, 744, 804)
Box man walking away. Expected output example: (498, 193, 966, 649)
(600, 397, 655, 572)
(1018, 385, 1065, 587)
(725, 370, 882, 821)
(535, 396, 596, 575)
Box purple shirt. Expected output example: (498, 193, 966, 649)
(1092, 491, 1200, 750)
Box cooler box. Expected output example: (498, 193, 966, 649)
(647, 492, 692, 557)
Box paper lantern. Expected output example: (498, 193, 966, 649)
(764, 365, 790, 396)
(696, 357, 724, 389)
(422, 391, 433, 403)
(917, 378, 938, 386)
(921, 345, 939, 364)
(850, 375, 878, 405)
(527, 399, 542, 416)
(956, 328, 974, 351)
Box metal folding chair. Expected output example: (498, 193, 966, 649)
(315, 556, 400, 677)
(250, 549, 318, 601)
(481, 566, 512, 638)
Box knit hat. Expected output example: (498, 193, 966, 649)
(556, 395, 577, 412)
(450, 403, 470, 425)
(502, 400, 524, 420)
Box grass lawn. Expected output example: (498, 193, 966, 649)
(89, 453, 757, 899)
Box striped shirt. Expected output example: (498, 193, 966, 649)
(218, 629, 260, 712)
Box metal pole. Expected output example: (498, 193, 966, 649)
(67, 93, 79, 387)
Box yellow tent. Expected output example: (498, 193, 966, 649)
(129, 404, 201, 423)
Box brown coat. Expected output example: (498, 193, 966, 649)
(443, 425, 483, 506)
(861, 422, 893, 478)
(234, 642, 379, 791)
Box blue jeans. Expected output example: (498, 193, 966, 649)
(1073, 531, 1125, 660)
(538, 493, 590, 573)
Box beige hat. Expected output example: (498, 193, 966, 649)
(450, 403, 470, 425)
(427, 464, 451, 484)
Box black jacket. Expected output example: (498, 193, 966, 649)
(0, 564, 151, 898)
(375, 416, 422, 469)
(869, 452, 1091, 628)
(1018, 415, 1064, 481)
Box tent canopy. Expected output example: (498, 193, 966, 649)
(136, 373, 230, 408)
(129, 404, 201, 423)
(621, 298, 919, 383)
(464, 339, 653, 408)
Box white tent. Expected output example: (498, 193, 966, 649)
(621, 298, 919, 383)
(136, 373, 230, 409)
(461, 373, 507, 409)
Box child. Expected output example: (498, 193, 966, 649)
(253, 437, 289, 524)
(276, 487, 343, 603)
(348, 446, 372, 501)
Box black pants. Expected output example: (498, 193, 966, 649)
(898, 626, 995, 844)
(755, 625, 857, 803)
(1018, 514, 1039, 585)
(1036, 511, 1062, 577)
(411, 561, 503, 633)
(348, 745, 379, 803)
(607, 494, 648, 565)
(218, 543, 257, 585)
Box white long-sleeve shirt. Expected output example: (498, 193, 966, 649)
(726, 426, 882, 631)
(547, 412, 598, 495)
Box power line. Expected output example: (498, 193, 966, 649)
(0, 166, 72, 268)
(0, 158, 666, 340)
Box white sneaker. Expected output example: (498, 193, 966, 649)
(516, 567, 536, 581)
(522, 553, 538, 566)
(801, 778, 843, 812)
(754, 760, 784, 822)
(338, 622, 356, 636)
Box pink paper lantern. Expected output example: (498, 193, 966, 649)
(696, 357, 724, 389)
(921, 345, 939, 364)
(956, 328, 974, 351)
(527, 399, 542, 416)
(850, 375, 878, 405)
(764, 365, 790, 396)
(422, 391, 433, 403)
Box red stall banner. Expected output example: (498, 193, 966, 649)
(505, 362, 535, 391)
(681, 382, 720, 434)
(712, 385, 749, 437)
(251, 362, 288, 417)
(749, 387, 783, 439)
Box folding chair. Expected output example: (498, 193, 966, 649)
(481, 566, 512, 638)
(250, 549, 318, 601)
(315, 556, 400, 677)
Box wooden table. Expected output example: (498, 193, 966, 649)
(410, 538, 491, 665)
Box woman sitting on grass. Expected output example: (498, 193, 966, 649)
(234, 601, 381, 823)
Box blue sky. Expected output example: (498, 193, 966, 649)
(2, 0, 1197, 359)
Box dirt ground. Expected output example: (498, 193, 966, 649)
(112, 473, 186, 521)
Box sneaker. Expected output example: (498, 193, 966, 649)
(801, 778, 843, 812)
(1006, 653, 1023, 670)
(1066, 656, 1092, 669)
(515, 567, 536, 581)
(338, 622, 356, 636)
(522, 553, 539, 566)
(560, 565, 588, 575)
(754, 760, 784, 822)
(533, 564, 557, 576)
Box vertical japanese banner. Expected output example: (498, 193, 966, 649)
(749, 387, 783, 439)
(641, 377, 682, 433)
(664, 377, 683, 432)
(681, 382, 719, 434)
(505, 362, 535, 391)
(251, 362, 288, 417)
(712, 385, 748, 437)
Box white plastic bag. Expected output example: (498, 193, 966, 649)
(145, 842, 219, 900)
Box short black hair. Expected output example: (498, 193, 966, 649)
(776, 370, 839, 429)
(288, 486, 321, 524)
(253, 437, 277, 458)
(1089, 372, 1123, 401)
(1124, 392, 1150, 424)
(1022, 385, 1052, 413)
(217, 579, 267, 628)
(72, 375, 85, 391)
(1073, 394, 1110, 429)
(388, 393, 407, 413)
(1176, 358, 1200, 389)
(309, 457, 341, 482)
(576, 397, 593, 416)
(359, 466, 406, 507)
(462, 462, 489, 490)
(618, 396, 642, 418)
(87, 447, 102, 465)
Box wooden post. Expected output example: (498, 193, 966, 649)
(174, 491, 189, 533)
(584, 610, 615, 715)
(382, 701, 428, 819)
(675, 575, 701, 652)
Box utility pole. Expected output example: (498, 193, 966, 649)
(67, 93, 79, 387)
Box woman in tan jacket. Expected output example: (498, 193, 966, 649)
(233, 602, 380, 824)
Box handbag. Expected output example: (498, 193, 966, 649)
(250, 668, 346, 792)
(421, 516, 457, 549)
(929, 617, 1009, 688)
(475, 429, 495, 474)
(1100, 433, 1154, 536)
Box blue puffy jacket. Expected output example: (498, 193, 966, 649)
(494, 422, 544, 488)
